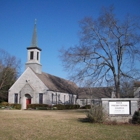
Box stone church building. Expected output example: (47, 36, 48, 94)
(8, 21, 78, 109)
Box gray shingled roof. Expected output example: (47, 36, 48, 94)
(35, 71, 112, 99)
(36, 72, 78, 94)
(134, 81, 140, 87)
(77, 87, 112, 99)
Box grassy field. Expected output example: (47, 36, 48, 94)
(0, 110, 140, 140)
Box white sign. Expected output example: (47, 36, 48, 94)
(109, 101, 130, 115)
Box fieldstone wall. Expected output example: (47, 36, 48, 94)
(101, 98, 139, 123)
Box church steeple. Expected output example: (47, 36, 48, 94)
(31, 19, 38, 47)
(25, 20, 42, 74)
(27, 19, 41, 51)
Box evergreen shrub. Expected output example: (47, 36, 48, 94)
(10, 104, 21, 109)
(132, 110, 140, 124)
(27, 104, 49, 110)
(53, 104, 64, 110)
(0, 102, 9, 106)
(53, 104, 80, 110)
(0, 102, 21, 109)
(80, 105, 91, 109)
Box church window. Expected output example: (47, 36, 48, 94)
(14, 93, 18, 104)
(71, 94, 73, 104)
(56, 93, 57, 104)
(58, 94, 60, 101)
(69, 94, 72, 104)
(39, 93, 43, 104)
(73, 96, 75, 104)
(37, 52, 39, 60)
(80, 100, 85, 106)
(52, 93, 54, 104)
(64, 95, 65, 104)
(30, 51, 34, 60)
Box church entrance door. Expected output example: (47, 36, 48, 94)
(26, 99, 31, 109)
(25, 94, 31, 109)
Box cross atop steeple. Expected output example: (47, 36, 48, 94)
(31, 19, 38, 47)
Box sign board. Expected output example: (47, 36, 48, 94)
(109, 101, 130, 115)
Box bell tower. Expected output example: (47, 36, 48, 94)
(25, 19, 42, 74)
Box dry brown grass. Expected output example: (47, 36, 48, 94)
(0, 110, 140, 140)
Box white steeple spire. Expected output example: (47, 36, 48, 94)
(25, 20, 42, 74)
(31, 19, 38, 47)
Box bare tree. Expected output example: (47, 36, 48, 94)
(120, 78, 134, 98)
(0, 49, 21, 101)
(60, 6, 140, 98)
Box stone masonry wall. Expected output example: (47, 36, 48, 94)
(101, 98, 139, 123)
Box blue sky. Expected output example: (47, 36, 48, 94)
(0, 0, 140, 79)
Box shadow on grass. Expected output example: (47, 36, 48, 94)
(78, 117, 91, 123)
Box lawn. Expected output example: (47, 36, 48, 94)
(0, 110, 140, 140)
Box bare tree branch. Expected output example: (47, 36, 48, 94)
(60, 6, 140, 97)
(0, 49, 21, 101)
